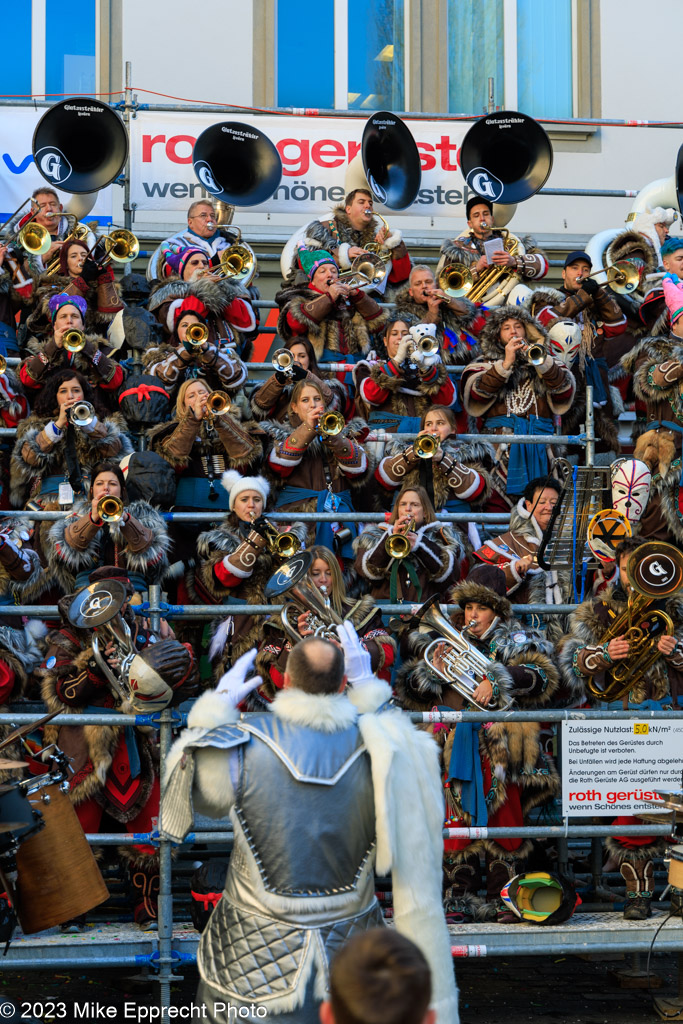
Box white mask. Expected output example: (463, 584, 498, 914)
(611, 458, 651, 523)
(547, 320, 582, 367)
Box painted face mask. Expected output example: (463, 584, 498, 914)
(546, 320, 581, 367)
(611, 458, 651, 523)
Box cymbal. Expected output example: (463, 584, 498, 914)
(0, 822, 28, 833)
(0, 710, 60, 754)
(0, 760, 27, 770)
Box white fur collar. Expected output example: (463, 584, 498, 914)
(272, 687, 358, 733)
(346, 679, 392, 715)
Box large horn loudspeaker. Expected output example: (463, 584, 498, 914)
(32, 98, 129, 194)
(192, 122, 282, 207)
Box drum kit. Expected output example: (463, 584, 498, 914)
(0, 711, 108, 936)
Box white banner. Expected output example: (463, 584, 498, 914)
(561, 719, 683, 817)
(0, 108, 113, 223)
(130, 111, 471, 217)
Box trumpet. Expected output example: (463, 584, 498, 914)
(317, 411, 345, 438)
(385, 518, 416, 559)
(523, 342, 547, 367)
(68, 401, 96, 428)
(96, 495, 124, 524)
(409, 334, 440, 358)
(185, 322, 209, 347)
(271, 348, 295, 375)
(414, 433, 441, 459)
(204, 391, 232, 418)
(250, 514, 299, 559)
(62, 329, 86, 353)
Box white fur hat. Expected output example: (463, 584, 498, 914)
(221, 470, 270, 510)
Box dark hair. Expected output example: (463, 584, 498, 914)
(373, 318, 414, 361)
(523, 476, 562, 503)
(420, 404, 457, 433)
(285, 336, 321, 376)
(389, 484, 436, 525)
(88, 461, 128, 503)
(615, 536, 642, 563)
(286, 637, 344, 694)
(345, 188, 373, 207)
(329, 928, 431, 1024)
(33, 368, 107, 420)
(466, 195, 493, 218)
(171, 308, 207, 348)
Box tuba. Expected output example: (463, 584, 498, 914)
(587, 542, 683, 703)
(192, 122, 282, 207)
(265, 551, 343, 644)
(414, 595, 512, 712)
(33, 98, 129, 195)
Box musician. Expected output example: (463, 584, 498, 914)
(620, 274, 683, 545)
(275, 246, 387, 363)
(147, 199, 241, 280)
(45, 461, 169, 594)
(558, 536, 683, 918)
(393, 265, 482, 364)
(437, 196, 548, 304)
(40, 564, 199, 928)
(396, 564, 560, 922)
(266, 380, 370, 556)
(254, 544, 395, 708)
(354, 321, 457, 433)
(0, 245, 31, 354)
(460, 306, 576, 507)
(163, 632, 457, 1023)
(10, 368, 132, 508)
(292, 187, 411, 292)
(189, 470, 307, 685)
(149, 377, 263, 517)
(19, 294, 125, 408)
(0, 523, 48, 701)
(250, 337, 348, 423)
(375, 403, 491, 549)
(19, 187, 95, 275)
(147, 245, 256, 351)
(353, 484, 462, 607)
(144, 295, 247, 397)
(605, 227, 659, 331)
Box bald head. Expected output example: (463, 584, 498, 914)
(285, 637, 345, 694)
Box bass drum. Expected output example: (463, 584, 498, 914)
(15, 783, 108, 933)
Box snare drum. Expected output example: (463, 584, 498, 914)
(0, 782, 43, 855)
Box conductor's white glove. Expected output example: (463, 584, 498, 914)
(393, 336, 412, 367)
(335, 620, 376, 690)
(215, 649, 261, 707)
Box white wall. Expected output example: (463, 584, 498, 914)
(120, 0, 253, 108)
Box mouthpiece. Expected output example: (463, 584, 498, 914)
(467, 619, 478, 628)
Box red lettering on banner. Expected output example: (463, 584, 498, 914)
(311, 140, 346, 168)
(348, 141, 360, 161)
(418, 143, 436, 171)
(166, 136, 195, 164)
(278, 139, 310, 176)
(142, 135, 167, 162)
(435, 136, 460, 171)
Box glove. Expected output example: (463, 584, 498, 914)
(664, 272, 681, 285)
(248, 515, 270, 539)
(581, 277, 599, 297)
(215, 649, 262, 707)
(335, 620, 375, 690)
(80, 258, 100, 284)
(274, 370, 289, 385)
(393, 336, 411, 366)
(291, 362, 308, 382)
(410, 344, 426, 366)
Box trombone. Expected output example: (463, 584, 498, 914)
(96, 495, 124, 524)
(212, 229, 257, 287)
(89, 228, 139, 268)
(338, 253, 386, 289)
(385, 518, 416, 559)
(585, 259, 641, 296)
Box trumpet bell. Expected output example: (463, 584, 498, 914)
(272, 531, 299, 559)
(206, 391, 231, 417)
(105, 228, 139, 264)
(62, 329, 86, 353)
(69, 401, 96, 428)
(17, 222, 51, 256)
(385, 533, 412, 559)
(351, 252, 386, 286)
(96, 495, 124, 524)
(460, 111, 553, 205)
(437, 263, 474, 299)
(318, 411, 345, 437)
(272, 348, 294, 373)
(525, 342, 547, 367)
(186, 322, 209, 346)
(414, 433, 440, 459)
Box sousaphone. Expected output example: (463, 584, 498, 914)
(460, 110, 553, 212)
(33, 98, 129, 193)
(192, 122, 283, 206)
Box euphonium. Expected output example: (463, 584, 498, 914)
(185, 322, 209, 346)
(385, 518, 416, 559)
(96, 495, 124, 524)
(414, 433, 441, 459)
(281, 579, 343, 644)
(586, 542, 683, 702)
(62, 329, 86, 353)
(415, 595, 512, 712)
(204, 391, 231, 417)
(317, 411, 345, 438)
(68, 401, 96, 428)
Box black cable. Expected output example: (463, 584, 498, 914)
(647, 909, 680, 1018)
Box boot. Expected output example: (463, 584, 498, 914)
(620, 859, 654, 920)
(486, 857, 520, 923)
(443, 854, 483, 921)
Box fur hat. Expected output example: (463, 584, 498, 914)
(448, 563, 512, 620)
(477, 303, 548, 353)
(221, 470, 270, 510)
(662, 274, 683, 324)
(606, 229, 658, 277)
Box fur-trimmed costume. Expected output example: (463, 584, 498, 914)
(143, 339, 247, 396)
(395, 580, 560, 916)
(24, 269, 123, 337)
(39, 594, 199, 926)
(300, 206, 411, 293)
(461, 305, 575, 501)
(147, 274, 255, 342)
(353, 521, 463, 604)
(620, 333, 683, 544)
(375, 434, 491, 511)
(10, 412, 132, 508)
(250, 370, 347, 423)
(606, 229, 660, 333)
(45, 498, 170, 591)
(275, 281, 387, 361)
(392, 284, 482, 364)
(437, 229, 548, 309)
(19, 332, 125, 408)
(353, 356, 456, 427)
(161, 681, 459, 1023)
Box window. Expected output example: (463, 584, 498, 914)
(277, 1, 335, 108)
(46, 0, 96, 96)
(448, 0, 503, 115)
(347, 0, 404, 110)
(0, 7, 32, 97)
(517, 0, 572, 118)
